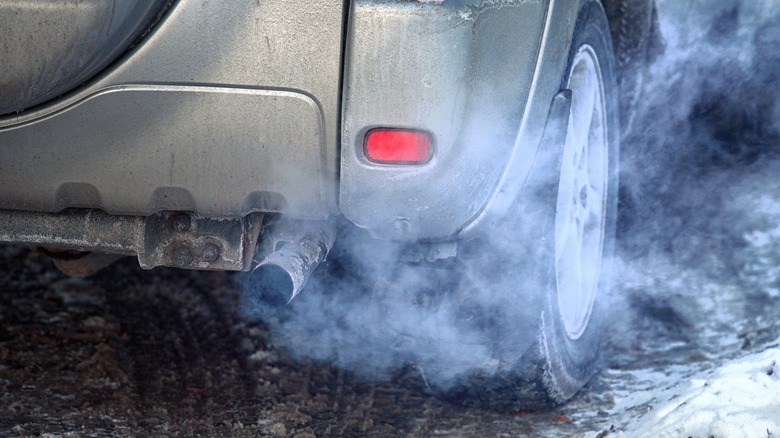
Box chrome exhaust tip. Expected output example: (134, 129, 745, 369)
(247, 219, 336, 306)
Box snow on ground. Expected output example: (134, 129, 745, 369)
(587, 168, 780, 436)
(601, 343, 780, 437)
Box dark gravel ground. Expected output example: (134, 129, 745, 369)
(0, 246, 619, 437)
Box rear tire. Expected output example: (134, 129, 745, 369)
(449, 0, 619, 410)
(602, 0, 665, 133)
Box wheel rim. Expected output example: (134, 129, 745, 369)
(555, 44, 608, 340)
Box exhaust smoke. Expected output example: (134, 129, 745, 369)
(242, 0, 780, 407)
(607, 0, 780, 363)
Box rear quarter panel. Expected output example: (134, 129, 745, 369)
(340, 0, 579, 240)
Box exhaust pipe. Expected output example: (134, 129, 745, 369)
(247, 219, 336, 306)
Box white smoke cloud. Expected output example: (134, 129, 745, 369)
(242, 0, 780, 411)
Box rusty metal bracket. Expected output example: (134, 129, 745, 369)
(0, 209, 262, 272)
(140, 211, 262, 271)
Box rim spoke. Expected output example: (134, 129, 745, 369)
(556, 208, 574, 259)
(558, 226, 584, 321)
(586, 184, 602, 219)
(571, 78, 596, 161)
(574, 197, 589, 229)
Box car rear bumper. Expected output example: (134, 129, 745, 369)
(0, 84, 329, 218)
(0, 0, 344, 219)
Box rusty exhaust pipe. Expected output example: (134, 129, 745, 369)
(247, 219, 336, 306)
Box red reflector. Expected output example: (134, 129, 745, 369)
(364, 129, 433, 164)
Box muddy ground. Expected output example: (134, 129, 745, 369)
(0, 246, 603, 437)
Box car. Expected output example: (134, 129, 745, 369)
(0, 0, 659, 409)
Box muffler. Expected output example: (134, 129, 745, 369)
(247, 218, 336, 306)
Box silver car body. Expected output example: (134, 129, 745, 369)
(0, 0, 578, 259)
